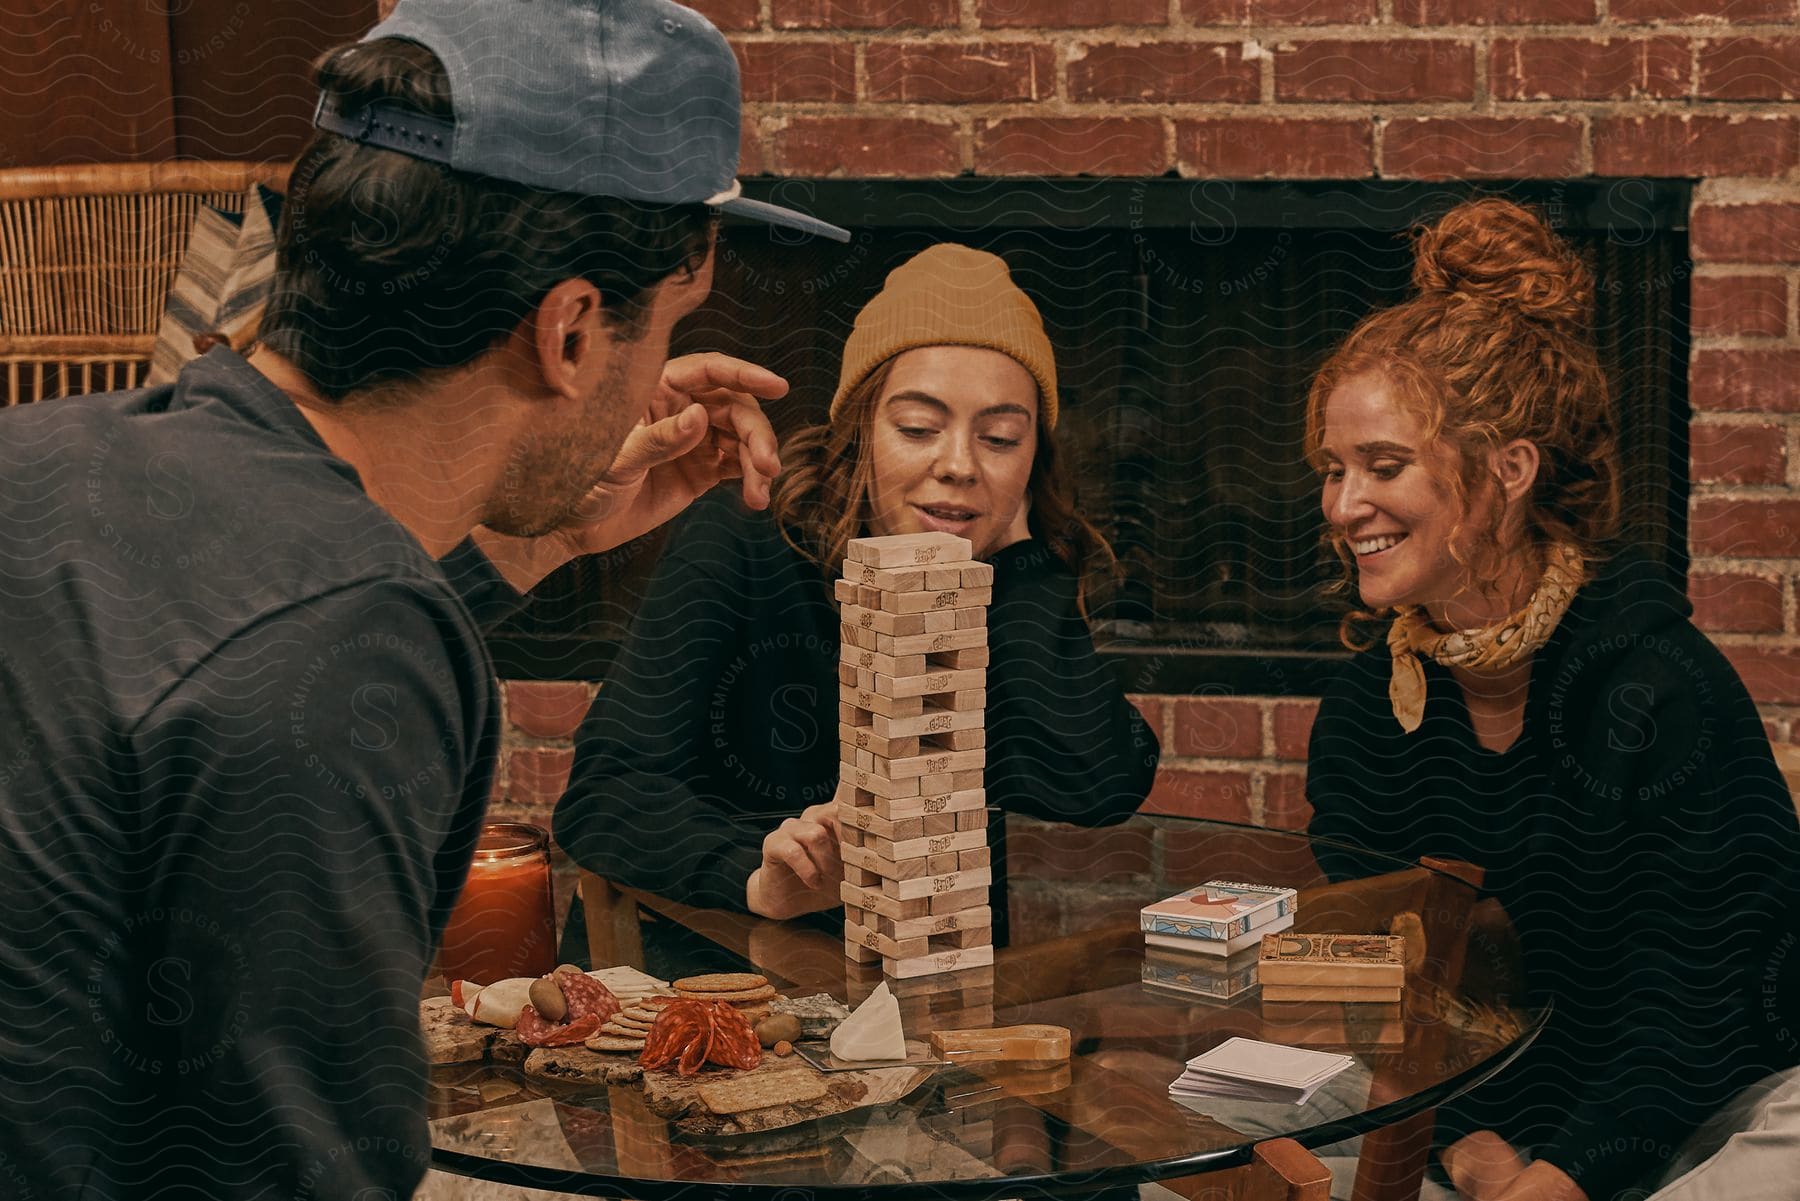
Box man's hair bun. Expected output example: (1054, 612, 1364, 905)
(1410, 197, 1592, 332)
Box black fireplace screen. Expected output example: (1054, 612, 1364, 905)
(491, 180, 1690, 696)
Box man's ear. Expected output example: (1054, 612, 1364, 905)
(1495, 437, 1541, 506)
(529, 278, 605, 402)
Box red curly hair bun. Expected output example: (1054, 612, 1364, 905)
(1410, 197, 1594, 333)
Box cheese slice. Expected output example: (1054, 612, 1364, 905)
(830, 981, 906, 1062)
(466, 977, 534, 1028)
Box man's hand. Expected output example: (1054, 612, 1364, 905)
(746, 803, 842, 920)
(1443, 1130, 1529, 1201)
(474, 354, 786, 592)
(1489, 1161, 1588, 1201)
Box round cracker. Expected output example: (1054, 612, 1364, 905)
(674, 973, 769, 994)
(584, 1034, 645, 1053)
(676, 983, 776, 1004)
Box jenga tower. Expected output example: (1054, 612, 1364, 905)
(833, 532, 995, 979)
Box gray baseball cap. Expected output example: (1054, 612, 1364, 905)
(315, 0, 849, 242)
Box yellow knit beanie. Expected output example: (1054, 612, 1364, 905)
(829, 243, 1059, 430)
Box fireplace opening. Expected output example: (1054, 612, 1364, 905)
(491, 179, 1691, 697)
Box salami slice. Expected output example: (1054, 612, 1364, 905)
(554, 968, 621, 1025)
(516, 1005, 605, 1048)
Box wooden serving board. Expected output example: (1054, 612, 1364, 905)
(642, 1054, 936, 1137)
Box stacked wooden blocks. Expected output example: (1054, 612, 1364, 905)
(834, 532, 995, 979)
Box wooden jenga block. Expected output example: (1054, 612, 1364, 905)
(877, 667, 985, 698)
(929, 886, 989, 914)
(956, 808, 986, 831)
(847, 532, 972, 568)
(918, 769, 984, 794)
(932, 646, 990, 669)
(868, 747, 986, 783)
(840, 686, 924, 719)
(842, 842, 932, 880)
(832, 579, 857, 604)
(881, 586, 993, 615)
(958, 846, 992, 870)
(961, 562, 995, 587)
(843, 862, 880, 888)
(841, 604, 929, 636)
(920, 812, 957, 836)
(846, 563, 925, 592)
(865, 827, 986, 862)
(840, 825, 865, 848)
(838, 702, 868, 728)
(930, 851, 962, 873)
(844, 936, 881, 964)
(882, 866, 992, 902)
(923, 609, 959, 633)
(929, 728, 986, 751)
(845, 918, 929, 961)
(837, 803, 927, 841)
(870, 786, 985, 821)
(869, 706, 983, 741)
(840, 644, 928, 677)
(857, 585, 882, 610)
(839, 741, 856, 766)
(884, 944, 995, 978)
(877, 905, 992, 942)
(845, 626, 986, 656)
(841, 880, 931, 921)
(841, 763, 922, 799)
(926, 688, 986, 711)
(934, 925, 993, 950)
(955, 606, 985, 629)
(839, 723, 920, 760)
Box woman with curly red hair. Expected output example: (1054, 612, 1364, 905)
(1302, 199, 1800, 1201)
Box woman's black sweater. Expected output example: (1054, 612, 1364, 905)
(554, 491, 1161, 913)
(1306, 549, 1800, 1201)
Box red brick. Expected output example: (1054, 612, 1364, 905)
(1689, 572, 1786, 634)
(1593, 115, 1796, 177)
(773, 0, 957, 28)
(1261, 771, 1313, 831)
(1160, 825, 1327, 887)
(734, 41, 855, 103)
(1691, 420, 1790, 484)
(686, 0, 761, 29)
(1692, 203, 1800, 264)
(975, 117, 1166, 176)
(1127, 694, 1165, 741)
(865, 42, 1054, 103)
(506, 747, 575, 810)
(503, 681, 595, 741)
(775, 117, 961, 176)
(1006, 819, 1156, 882)
(1271, 700, 1319, 760)
(1381, 117, 1583, 180)
(1178, 117, 1372, 178)
(1278, 39, 1475, 103)
(1391, 0, 1597, 21)
(981, 0, 1168, 27)
(1488, 37, 1692, 100)
(1170, 697, 1264, 759)
(1070, 41, 1260, 104)
(1699, 38, 1800, 100)
(1692, 273, 1790, 337)
(1692, 348, 1800, 413)
(1613, 0, 1795, 21)
(1689, 499, 1800, 558)
(1141, 767, 1255, 823)
(1183, 0, 1379, 22)
(1721, 646, 1800, 707)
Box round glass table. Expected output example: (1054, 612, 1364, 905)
(426, 817, 1544, 1199)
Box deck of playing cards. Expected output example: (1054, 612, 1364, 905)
(1141, 881, 1296, 957)
(1170, 1036, 1353, 1106)
(1258, 932, 1406, 1003)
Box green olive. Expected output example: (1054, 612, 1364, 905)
(529, 976, 568, 1022)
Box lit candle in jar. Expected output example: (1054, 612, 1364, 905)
(438, 823, 558, 985)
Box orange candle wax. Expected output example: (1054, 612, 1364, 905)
(438, 823, 558, 985)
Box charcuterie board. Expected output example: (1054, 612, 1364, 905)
(641, 1054, 937, 1137)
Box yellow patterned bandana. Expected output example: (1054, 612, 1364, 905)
(1386, 543, 1586, 734)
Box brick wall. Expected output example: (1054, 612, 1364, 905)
(496, 0, 1799, 898)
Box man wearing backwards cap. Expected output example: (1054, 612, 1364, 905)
(0, 1, 844, 1197)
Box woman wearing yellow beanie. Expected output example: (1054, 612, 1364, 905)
(555, 244, 1160, 924)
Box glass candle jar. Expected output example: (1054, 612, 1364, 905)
(437, 822, 558, 985)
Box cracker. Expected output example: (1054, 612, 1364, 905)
(696, 1069, 828, 1115)
(600, 1022, 651, 1038)
(584, 1034, 646, 1052)
(675, 973, 769, 993)
(622, 1007, 665, 1023)
(676, 983, 776, 1004)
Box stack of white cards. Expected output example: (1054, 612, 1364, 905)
(1169, 1037, 1352, 1106)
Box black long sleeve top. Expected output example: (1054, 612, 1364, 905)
(554, 490, 1161, 912)
(1305, 549, 1800, 1201)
